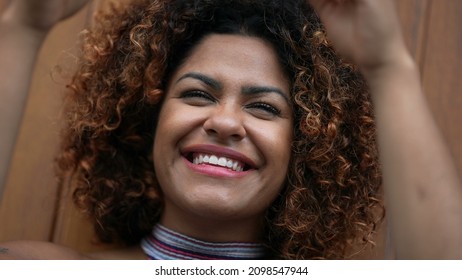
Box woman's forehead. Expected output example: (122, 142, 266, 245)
(168, 34, 290, 95)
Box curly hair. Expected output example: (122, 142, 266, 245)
(56, 0, 383, 259)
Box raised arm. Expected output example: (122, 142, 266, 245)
(308, 0, 462, 259)
(0, 0, 90, 196)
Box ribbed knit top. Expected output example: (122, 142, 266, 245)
(141, 224, 267, 260)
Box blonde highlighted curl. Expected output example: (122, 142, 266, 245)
(56, 0, 383, 259)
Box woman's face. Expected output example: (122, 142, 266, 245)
(153, 34, 293, 240)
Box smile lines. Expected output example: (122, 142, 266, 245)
(192, 153, 245, 172)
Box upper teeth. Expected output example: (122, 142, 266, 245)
(193, 153, 244, 172)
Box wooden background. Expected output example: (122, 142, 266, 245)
(0, 0, 461, 256)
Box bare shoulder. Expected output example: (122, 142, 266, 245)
(0, 240, 89, 260)
(0, 241, 146, 260)
(89, 246, 146, 260)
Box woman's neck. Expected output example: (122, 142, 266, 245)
(160, 209, 265, 243)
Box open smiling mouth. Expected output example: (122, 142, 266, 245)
(184, 153, 252, 172)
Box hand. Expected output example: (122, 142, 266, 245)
(307, 0, 408, 73)
(1, 0, 91, 32)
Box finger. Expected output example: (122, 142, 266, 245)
(1, 0, 13, 12)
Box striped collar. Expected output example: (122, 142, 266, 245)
(141, 224, 267, 260)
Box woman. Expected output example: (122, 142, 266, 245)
(1, 0, 461, 259)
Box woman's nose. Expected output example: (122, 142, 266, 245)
(202, 103, 246, 141)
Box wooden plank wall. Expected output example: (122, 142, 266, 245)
(423, 1, 462, 173)
(0, 0, 104, 251)
(0, 0, 461, 256)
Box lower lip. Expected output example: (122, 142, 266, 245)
(182, 157, 251, 178)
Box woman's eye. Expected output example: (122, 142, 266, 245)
(180, 90, 215, 104)
(246, 102, 281, 118)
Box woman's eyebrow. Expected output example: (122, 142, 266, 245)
(175, 72, 290, 105)
(175, 72, 222, 90)
(242, 86, 291, 105)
